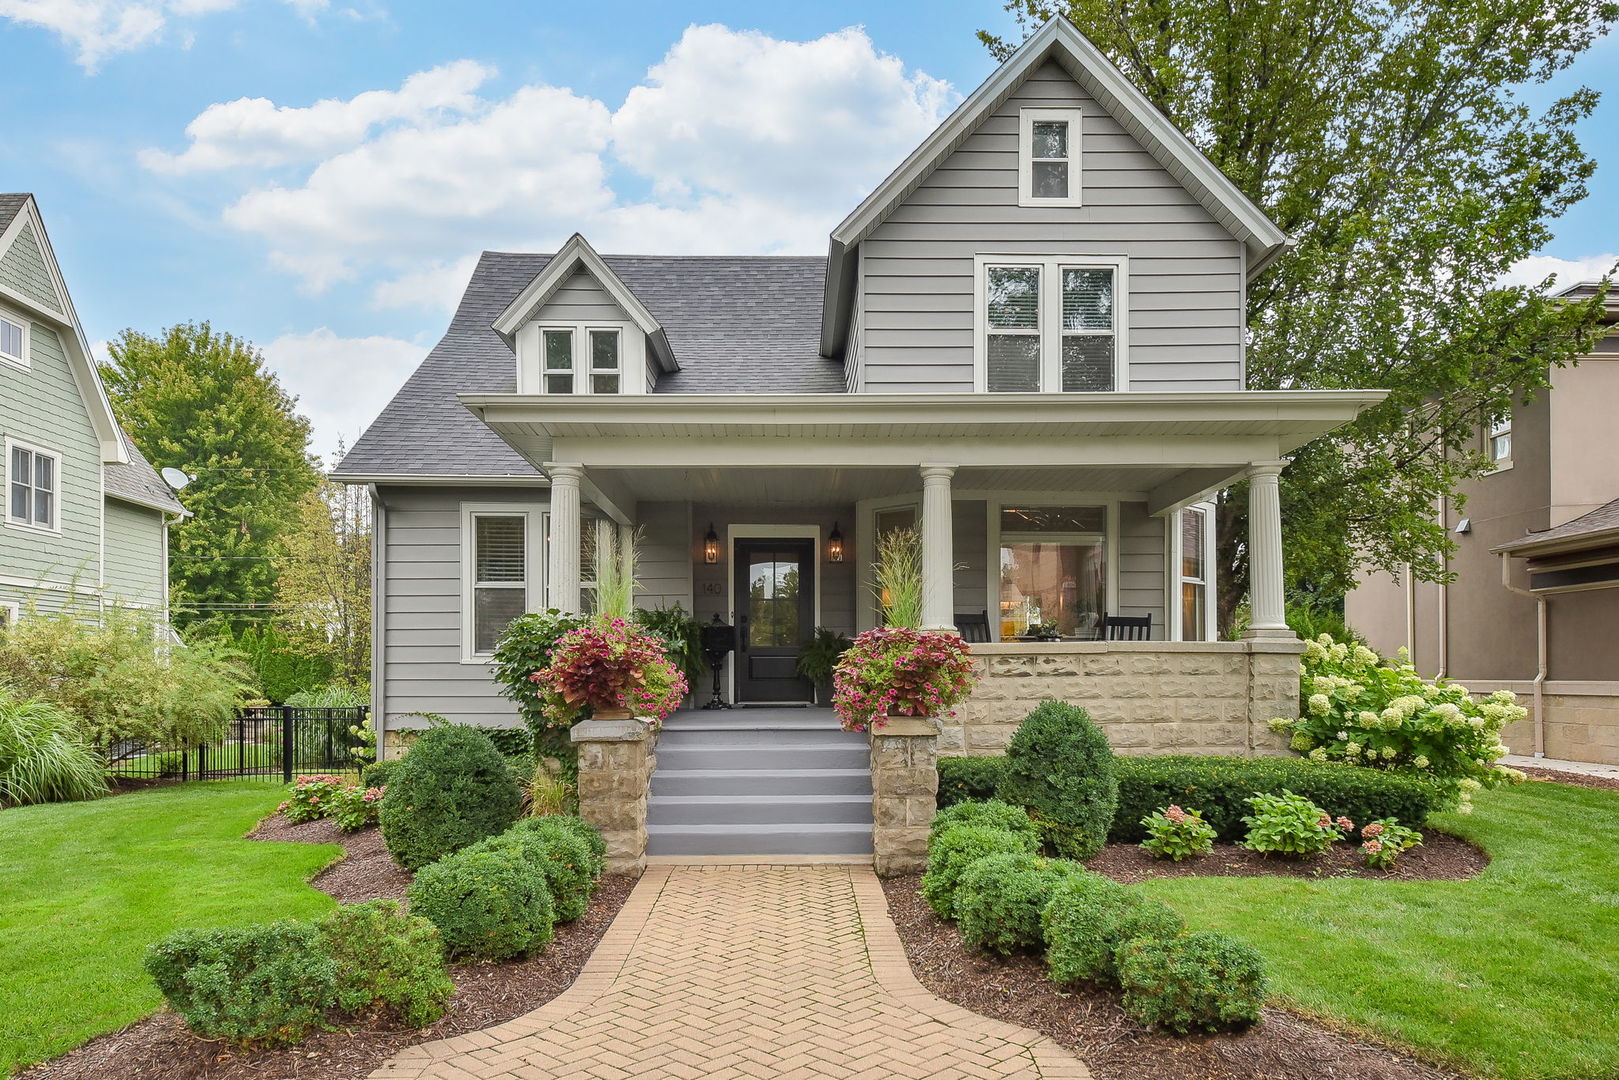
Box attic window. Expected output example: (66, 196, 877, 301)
(535, 325, 629, 395)
(1019, 108, 1083, 207)
(0, 310, 25, 368)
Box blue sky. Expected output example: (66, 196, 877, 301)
(2, 1, 1614, 460)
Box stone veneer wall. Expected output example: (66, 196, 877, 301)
(1475, 682, 1619, 766)
(943, 641, 1304, 757)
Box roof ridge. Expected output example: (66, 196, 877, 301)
(480, 249, 824, 262)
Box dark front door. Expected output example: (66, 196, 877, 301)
(735, 538, 815, 703)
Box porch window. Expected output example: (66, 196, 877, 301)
(1019, 107, 1083, 207)
(977, 256, 1125, 393)
(470, 514, 527, 655)
(1178, 506, 1211, 641)
(7, 441, 59, 531)
(998, 505, 1105, 639)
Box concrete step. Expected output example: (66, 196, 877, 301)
(656, 726, 866, 748)
(648, 793, 873, 826)
(654, 744, 869, 771)
(646, 822, 875, 856)
(651, 767, 872, 797)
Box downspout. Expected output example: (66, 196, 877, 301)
(1435, 496, 1449, 681)
(1498, 552, 1547, 758)
(1403, 563, 1417, 660)
(368, 485, 388, 760)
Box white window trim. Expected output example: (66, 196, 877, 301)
(1170, 502, 1218, 642)
(986, 497, 1120, 643)
(973, 254, 1130, 393)
(0, 600, 18, 628)
(854, 494, 922, 632)
(1018, 107, 1084, 208)
(516, 320, 645, 396)
(1487, 414, 1513, 473)
(5, 436, 63, 535)
(459, 502, 546, 664)
(0, 303, 28, 370)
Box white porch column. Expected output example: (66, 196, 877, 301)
(920, 463, 957, 632)
(546, 462, 584, 613)
(1243, 460, 1292, 639)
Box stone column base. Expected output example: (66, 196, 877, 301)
(572, 718, 656, 874)
(869, 718, 940, 877)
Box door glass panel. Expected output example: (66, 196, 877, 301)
(747, 550, 801, 647)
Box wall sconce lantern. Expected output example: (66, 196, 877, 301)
(827, 522, 844, 563)
(704, 522, 720, 564)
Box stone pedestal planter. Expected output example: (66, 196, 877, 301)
(869, 717, 940, 877)
(572, 718, 656, 874)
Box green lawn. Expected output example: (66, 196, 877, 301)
(1141, 780, 1619, 1080)
(0, 782, 341, 1077)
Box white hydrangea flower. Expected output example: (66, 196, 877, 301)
(1381, 747, 1398, 760)
(1309, 694, 1332, 716)
(1329, 643, 1350, 662)
(1490, 689, 1518, 705)
(1358, 710, 1379, 725)
(1337, 730, 1350, 741)
(1308, 747, 1328, 762)
(1413, 755, 1430, 769)
(1267, 716, 1294, 733)
(1353, 645, 1379, 665)
(1457, 778, 1482, 792)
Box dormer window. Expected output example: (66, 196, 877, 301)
(1019, 107, 1083, 207)
(537, 325, 629, 394)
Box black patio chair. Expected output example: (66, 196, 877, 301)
(1100, 613, 1152, 641)
(955, 611, 991, 642)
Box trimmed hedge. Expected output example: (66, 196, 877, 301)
(521, 813, 606, 873)
(953, 852, 1091, 955)
(406, 847, 556, 960)
(1109, 755, 1442, 843)
(473, 820, 598, 922)
(937, 756, 1006, 809)
(996, 701, 1119, 859)
(928, 799, 1042, 845)
(921, 823, 1042, 918)
(378, 725, 522, 871)
(360, 758, 401, 789)
(317, 900, 453, 1027)
(144, 921, 337, 1044)
(1118, 930, 1268, 1033)
(1043, 875, 1184, 984)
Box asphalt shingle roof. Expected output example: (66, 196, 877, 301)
(105, 430, 186, 514)
(338, 251, 840, 478)
(0, 194, 28, 235)
(1496, 497, 1619, 554)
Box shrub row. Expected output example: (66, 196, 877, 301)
(938, 754, 1440, 843)
(145, 900, 453, 1045)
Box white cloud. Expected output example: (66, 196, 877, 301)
(147, 23, 958, 307)
(141, 60, 495, 173)
(1503, 253, 1618, 290)
(259, 328, 426, 459)
(0, 0, 340, 69)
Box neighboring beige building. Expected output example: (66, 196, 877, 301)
(1347, 283, 1619, 764)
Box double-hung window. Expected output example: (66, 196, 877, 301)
(979, 256, 1125, 392)
(7, 441, 59, 531)
(462, 507, 535, 659)
(0, 310, 25, 368)
(540, 327, 622, 394)
(1176, 505, 1215, 641)
(1019, 107, 1083, 207)
(1488, 414, 1512, 468)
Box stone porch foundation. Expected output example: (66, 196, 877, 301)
(572, 718, 656, 873)
(944, 640, 1304, 757)
(868, 718, 940, 876)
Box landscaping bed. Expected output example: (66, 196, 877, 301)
(21, 815, 637, 1080)
(883, 874, 1463, 1080)
(1085, 832, 1486, 885)
(1517, 764, 1619, 793)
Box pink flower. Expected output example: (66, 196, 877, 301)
(1362, 839, 1383, 853)
(1336, 816, 1355, 832)
(1362, 822, 1385, 839)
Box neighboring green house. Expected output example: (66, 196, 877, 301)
(0, 193, 185, 627)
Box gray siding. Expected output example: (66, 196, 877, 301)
(1118, 501, 1167, 637)
(0, 223, 63, 312)
(533, 270, 629, 323)
(690, 505, 858, 637)
(0, 322, 104, 591)
(377, 484, 548, 729)
(102, 499, 166, 606)
(635, 501, 693, 611)
(858, 61, 1245, 393)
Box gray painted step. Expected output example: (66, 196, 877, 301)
(651, 767, 872, 797)
(656, 726, 866, 748)
(661, 713, 837, 731)
(647, 822, 874, 856)
(655, 744, 869, 771)
(648, 793, 873, 825)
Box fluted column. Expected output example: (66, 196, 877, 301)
(920, 464, 957, 633)
(546, 462, 584, 613)
(1242, 461, 1292, 639)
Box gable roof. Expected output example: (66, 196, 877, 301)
(105, 430, 187, 515)
(334, 251, 836, 481)
(0, 194, 129, 465)
(820, 16, 1290, 355)
(491, 233, 678, 372)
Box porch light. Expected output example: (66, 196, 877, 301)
(704, 523, 720, 564)
(827, 523, 844, 563)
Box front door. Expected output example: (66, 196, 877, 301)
(734, 538, 815, 703)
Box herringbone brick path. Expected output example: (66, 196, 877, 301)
(370, 864, 1090, 1080)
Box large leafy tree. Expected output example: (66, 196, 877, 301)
(102, 323, 321, 625)
(984, 1, 1614, 625)
(274, 476, 372, 690)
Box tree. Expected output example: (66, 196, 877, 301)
(984, 1, 1614, 625)
(274, 477, 372, 690)
(101, 323, 322, 625)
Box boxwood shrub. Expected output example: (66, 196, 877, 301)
(518, 814, 606, 875)
(378, 725, 522, 870)
(952, 852, 1091, 955)
(920, 822, 1041, 918)
(1117, 930, 1268, 1033)
(1043, 876, 1184, 985)
(473, 820, 598, 922)
(937, 756, 1007, 809)
(928, 799, 1041, 845)
(406, 847, 556, 960)
(996, 701, 1119, 859)
(1109, 755, 1442, 844)
(144, 921, 337, 1044)
(360, 757, 401, 789)
(317, 900, 453, 1027)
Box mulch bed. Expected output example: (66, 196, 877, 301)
(1518, 765, 1619, 793)
(1086, 833, 1487, 884)
(882, 874, 1465, 1080)
(20, 817, 638, 1080)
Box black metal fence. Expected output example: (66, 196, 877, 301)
(106, 706, 371, 783)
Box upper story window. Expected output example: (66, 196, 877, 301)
(0, 310, 27, 369)
(1488, 414, 1512, 469)
(1019, 107, 1083, 207)
(976, 255, 1126, 393)
(523, 323, 639, 395)
(7, 440, 60, 532)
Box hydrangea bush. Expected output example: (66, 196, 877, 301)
(1139, 805, 1217, 861)
(1269, 634, 1525, 810)
(830, 627, 977, 732)
(1360, 818, 1423, 870)
(329, 784, 386, 832)
(530, 617, 689, 729)
(277, 774, 347, 824)
(1240, 790, 1352, 857)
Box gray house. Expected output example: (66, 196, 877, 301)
(338, 19, 1383, 850)
(0, 194, 184, 627)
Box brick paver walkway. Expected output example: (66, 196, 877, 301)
(371, 864, 1090, 1080)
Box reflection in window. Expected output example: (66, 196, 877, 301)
(1180, 507, 1208, 641)
(999, 505, 1105, 639)
(748, 555, 801, 647)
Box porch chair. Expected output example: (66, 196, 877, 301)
(954, 611, 992, 643)
(1099, 613, 1152, 641)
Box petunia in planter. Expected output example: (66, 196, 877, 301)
(529, 617, 689, 729)
(831, 627, 978, 732)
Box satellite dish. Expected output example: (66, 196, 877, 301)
(160, 467, 192, 491)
